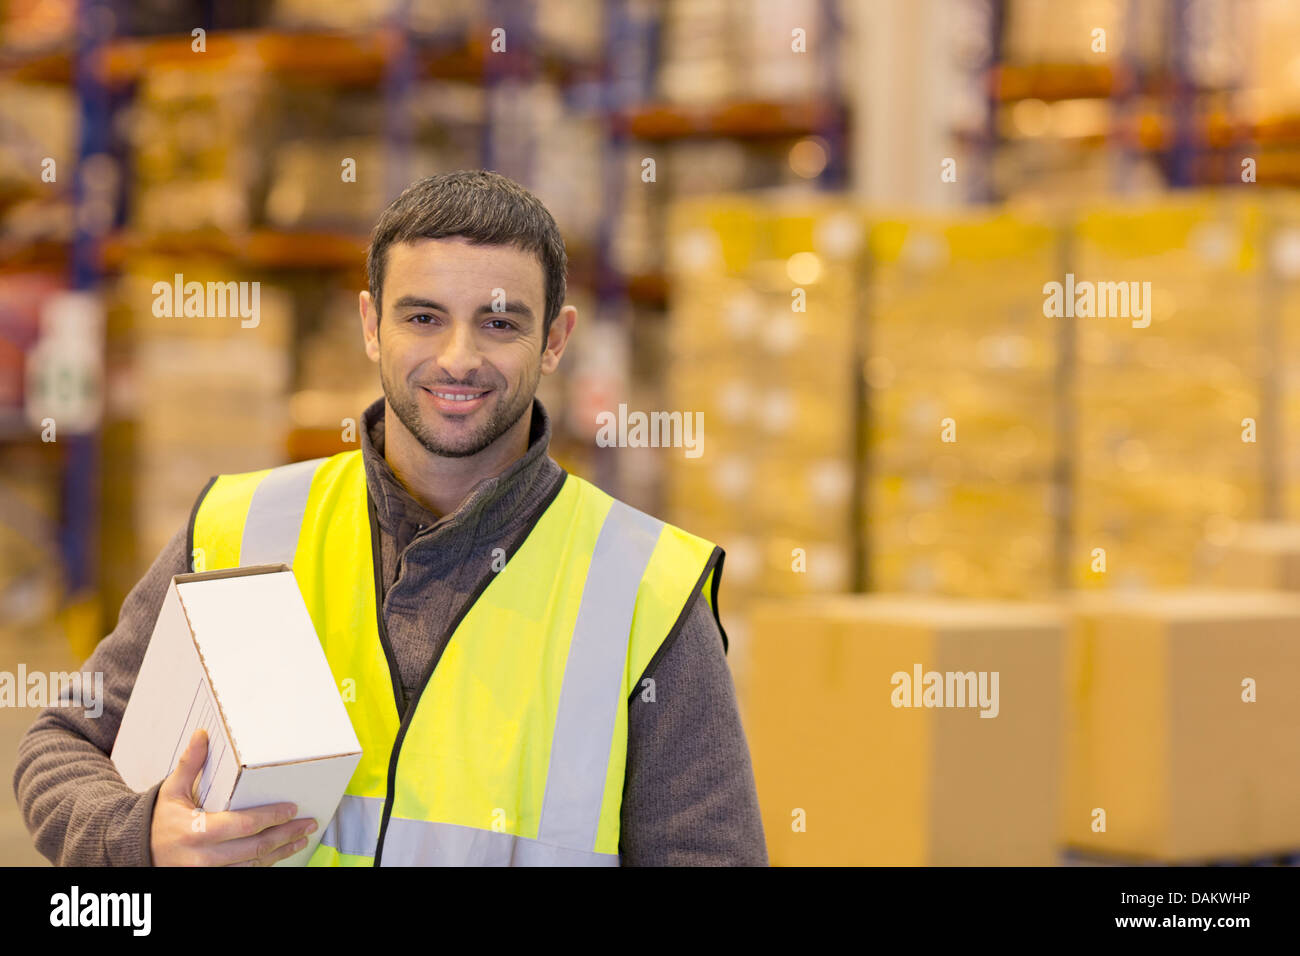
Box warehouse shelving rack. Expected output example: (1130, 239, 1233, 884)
(978, 0, 1254, 191)
(1, 0, 855, 637)
(960, 0, 1268, 591)
(0, 9, 610, 639)
(594, 0, 850, 495)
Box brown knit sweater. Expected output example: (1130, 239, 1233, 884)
(12, 396, 768, 865)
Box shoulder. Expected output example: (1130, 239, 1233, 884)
(564, 475, 719, 551)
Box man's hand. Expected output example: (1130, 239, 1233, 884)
(149, 729, 318, 867)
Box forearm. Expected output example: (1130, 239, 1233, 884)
(14, 724, 161, 866)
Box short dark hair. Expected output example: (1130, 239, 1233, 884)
(366, 170, 568, 347)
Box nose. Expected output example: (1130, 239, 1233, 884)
(437, 319, 482, 382)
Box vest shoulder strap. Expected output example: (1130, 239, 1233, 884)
(562, 473, 728, 659)
(188, 453, 343, 572)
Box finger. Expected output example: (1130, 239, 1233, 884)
(160, 729, 208, 803)
(212, 819, 317, 867)
(225, 835, 311, 868)
(202, 803, 299, 844)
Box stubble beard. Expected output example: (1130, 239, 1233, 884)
(380, 358, 536, 459)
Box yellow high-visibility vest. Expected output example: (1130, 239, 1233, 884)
(187, 449, 724, 865)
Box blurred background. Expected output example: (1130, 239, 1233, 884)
(5, 0, 1300, 866)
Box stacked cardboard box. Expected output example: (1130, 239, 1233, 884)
(533, 0, 606, 63)
(132, 68, 476, 237)
(491, 80, 604, 247)
(130, 67, 270, 235)
(1204, 522, 1300, 590)
(0, 0, 75, 50)
(1248, 0, 1300, 118)
(0, 276, 67, 625)
(119, 260, 293, 564)
(748, 594, 1064, 865)
(291, 286, 380, 436)
(657, 0, 832, 105)
(263, 81, 485, 234)
(0, 80, 77, 244)
(1063, 589, 1300, 861)
(268, 0, 414, 30)
(656, 0, 740, 106)
(1002, 0, 1174, 69)
(613, 142, 802, 280)
(0, 443, 62, 628)
(865, 210, 1061, 598)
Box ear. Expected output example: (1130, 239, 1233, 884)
(541, 305, 577, 375)
(361, 291, 380, 363)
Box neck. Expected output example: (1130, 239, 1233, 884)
(383, 400, 533, 518)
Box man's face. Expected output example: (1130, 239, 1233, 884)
(362, 236, 557, 459)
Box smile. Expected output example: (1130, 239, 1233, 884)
(431, 391, 484, 401)
(421, 386, 492, 412)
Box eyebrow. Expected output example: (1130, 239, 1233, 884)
(390, 295, 535, 321)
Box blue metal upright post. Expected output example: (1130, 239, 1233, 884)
(587, 0, 643, 497)
(972, 0, 1005, 203)
(384, 0, 415, 202)
(481, 0, 536, 181)
(1167, 0, 1197, 187)
(816, 0, 848, 189)
(63, 0, 113, 623)
(1110, 0, 1143, 194)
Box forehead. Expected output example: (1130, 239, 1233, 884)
(383, 237, 545, 302)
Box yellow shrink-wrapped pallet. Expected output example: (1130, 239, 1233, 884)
(1063, 590, 1300, 861)
(864, 210, 1062, 599)
(868, 473, 1056, 597)
(665, 195, 864, 602)
(1268, 191, 1300, 521)
(748, 595, 1064, 866)
(1072, 195, 1265, 590)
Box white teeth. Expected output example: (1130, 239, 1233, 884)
(432, 391, 480, 401)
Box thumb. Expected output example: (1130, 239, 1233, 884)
(161, 728, 208, 805)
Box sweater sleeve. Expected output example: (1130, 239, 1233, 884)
(12, 524, 188, 866)
(620, 588, 769, 866)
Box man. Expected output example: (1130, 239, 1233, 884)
(13, 170, 767, 866)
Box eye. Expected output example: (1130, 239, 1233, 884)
(485, 318, 515, 331)
(409, 313, 435, 325)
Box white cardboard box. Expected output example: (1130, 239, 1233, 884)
(112, 564, 363, 866)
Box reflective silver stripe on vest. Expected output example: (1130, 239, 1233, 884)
(380, 817, 620, 867)
(239, 457, 327, 567)
(318, 794, 384, 858)
(537, 499, 662, 851)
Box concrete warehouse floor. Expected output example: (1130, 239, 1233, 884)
(0, 621, 78, 866)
